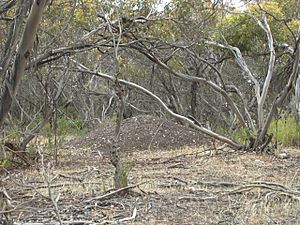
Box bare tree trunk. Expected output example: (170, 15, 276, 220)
(296, 75, 300, 121)
(256, 15, 276, 129)
(111, 83, 127, 189)
(190, 82, 197, 117)
(0, 0, 28, 81)
(0, 0, 48, 128)
(255, 36, 300, 149)
(206, 15, 276, 130)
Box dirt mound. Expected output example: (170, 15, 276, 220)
(65, 115, 212, 153)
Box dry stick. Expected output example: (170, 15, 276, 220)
(8, 176, 52, 201)
(21, 182, 104, 192)
(194, 180, 240, 188)
(0, 195, 36, 214)
(116, 207, 137, 223)
(100, 207, 137, 224)
(161, 148, 218, 164)
(84, 181, 149, 203)
(225, 183, 300, 199)
(3, 144, 31, 166)
(39, 149, 62, 225)
(61, 221, 94, 224)
(100, 208, 137, 224)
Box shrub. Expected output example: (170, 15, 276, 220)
(269, 116, 300, 146)
(230, 127, 256, 144)
(229, 116, 300, 147)
(42, 117, 85, 138)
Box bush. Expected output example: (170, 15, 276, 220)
(269, 116, 300, 146)
(229, 116, 300, 147)
(42, 117, 85, 138)
(230, 127, 256, 144)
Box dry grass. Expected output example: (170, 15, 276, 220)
(2, 146, 300, 224)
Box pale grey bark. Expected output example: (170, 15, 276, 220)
(256, 15, 276, 129)
(295, 74, 300, 119)
(0, 0, 48, 127)
(256, 34, 300, 147)
(206, 15, 276, 130)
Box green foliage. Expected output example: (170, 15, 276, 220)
(0, 159, 13, 168)
(217, 2, 300, 52)
(114, 158, 136, 189)
(273, 0, 300, 19)
(118, 0, 159, 15)
(42, 117, 85, 138)
(57, 118, 85, 136)
(269, 116, 300, 146)
(73, 0, 97, 29)
(0, 127, 22, 144)
(118, 162, 129, 188)
(172, 0, 213, 20)
(230, 127, 256, 144)
(229, 116, 300, 147)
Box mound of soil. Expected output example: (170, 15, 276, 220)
(65, 115, 212, 153)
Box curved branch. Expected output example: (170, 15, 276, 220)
(257, 15, 276, 128)
(130, 45, 248, 129)
(71, 60, 243, 150)
(256, 33, 300, 147)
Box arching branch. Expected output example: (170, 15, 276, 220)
(71, 59, 243, 150)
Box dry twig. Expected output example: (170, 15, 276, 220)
(84, 181, 149, 203)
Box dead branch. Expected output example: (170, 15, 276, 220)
(39, 149, 62, 225)
(84, 181, 149, 203)
(226, 182, 300, 200)
(3, 142, 31, 166)
(130, 44, 248, 129)
(70, 60, 243, 150)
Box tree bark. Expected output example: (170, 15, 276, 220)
(0, 0, 28, 81)
(296, 75, 300, 121)
(255, 36, 300, 148)
(0, 0, 48, 128)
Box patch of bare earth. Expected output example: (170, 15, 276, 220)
(64, 115, 213, 154)
(1, 116, 300, 224)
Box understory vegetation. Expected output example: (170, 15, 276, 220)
(231, 116, 300, 147)
(0, 0, 300, 224)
